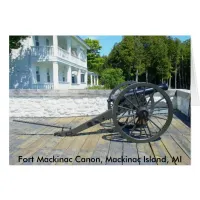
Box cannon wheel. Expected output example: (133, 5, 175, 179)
(112, 82, 173, 143)
(107, 81, 136, 109)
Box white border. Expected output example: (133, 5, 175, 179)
(1, 1, 200, 200)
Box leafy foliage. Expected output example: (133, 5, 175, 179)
(87, 85, 106, 90)
(105, 36, 190, 89)
(9, 36, 28, 53)
(107, 36, 135, 80)
(84, 38, 105, 75)
(101, 68, 125, 89)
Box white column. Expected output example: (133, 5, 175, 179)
(67, 66, 71, 85)
(77, 69, 81, 84)
(90, 74, 93, 86)
(93, 76, 95, 85)
(94, 76, 96, 85)
(67, 37, 71, 55)
(53, 61, 59, 89)
(97, 76, 99, 85)
(53, 35, 58, 57)
(85, 71, 88, 84)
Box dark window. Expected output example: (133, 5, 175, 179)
(72, 75, 75, 83)
(47, 68, 50, 82)
(36, 66, 40, 82)
(46, 38, 49, 46)
(35, 36, 39, 46)
(62, 71, 65, 82)
(81, 73, 85, 83)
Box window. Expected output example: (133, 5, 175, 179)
(72, 74, 75, 83)
(36, 66, 40, 82)
(80, 52, 84, 60)
(62, 70, 65, 82)
(47, 68, 50, 82)
(46, 38, 49, 46)
(71, 48, 78, 57)
(80, 49, 86, 61)
(81, 73, 85, 83)
(35, 36, 39, 46)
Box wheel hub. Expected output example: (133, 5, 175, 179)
(136, 107, 149, 125)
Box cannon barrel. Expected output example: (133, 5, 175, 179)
(125, 83, 168, 97)
(110, 83, 168, 102)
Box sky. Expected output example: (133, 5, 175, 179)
(80, 35, 190, 56)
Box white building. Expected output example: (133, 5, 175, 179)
(9, 36, 99, 89)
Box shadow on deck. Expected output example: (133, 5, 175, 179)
(9, 114, 191, 165)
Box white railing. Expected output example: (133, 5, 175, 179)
(32, 83, 54, 89)
(71, 54, 86, 67)
(31, 46, 86, 67)
(58, 47, 69, 59)
(59, 81, 69, 84)
(31, 46, 54, 57)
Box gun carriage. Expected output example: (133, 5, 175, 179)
(14, 82, 173, 143)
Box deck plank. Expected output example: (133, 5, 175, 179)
(28, 117, 77, 165)
(170, 134, 191, 158)
(161, 136, 190, 165)
(106, 132, 123, 165)
(90, 120, 113, 165)
(10, 118, 60, 164)
(55, 117, 93, 165)
(152, 116, 191, 161)
(136, 143, 157, 165)
(9, 114, 191, 165)
(122, 142, 139, 165)
(9, 118, 50, 155)
(150, 140, 175, 165)
(73, 119, 103, 165)
(17, 118, 59, 149)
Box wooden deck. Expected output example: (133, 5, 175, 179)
(9, 114, 191, 165)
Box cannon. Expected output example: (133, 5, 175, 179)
(13, 82, 173, 143)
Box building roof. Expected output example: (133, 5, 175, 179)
(74, 36, 91, 50)
(88, 71, 98, 76)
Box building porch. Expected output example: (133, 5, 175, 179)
(31, 61, 88, 90)
(88, 71, 99, 87)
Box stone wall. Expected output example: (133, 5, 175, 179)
(9, 89, 190, 118)
(9, 90, 112, 117)
(176, 90, 191, 117)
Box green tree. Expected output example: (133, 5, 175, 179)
(148, 36, 171, 83)
(101, 68, 125, 89)
(92, 35, 190, 89)
(84, 38, 105, 75)
(179, 39, 190, 89)
(106, 37, 135, 80)
(133, 36, 145, 82)
(9, 36, 28, 53)
(140, 36, 153, 82)
(166, 37, 181, 88)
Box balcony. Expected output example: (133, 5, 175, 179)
(32, 83, 54, 89)
(31, 46, 86, 68)
(31, 46, 54, 57)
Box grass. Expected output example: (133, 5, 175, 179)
(87, 85, 110, 90)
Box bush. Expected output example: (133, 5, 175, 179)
(101, 68, 125, 89)
(87, 85, 107, 90)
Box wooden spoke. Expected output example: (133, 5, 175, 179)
(118, 105, 134, 111)
(121, 116, 136, 129)
(133, 90, 140, 106)
(148, 118, 161, 131)
(124, 96, 139, 110)
(154, 97, 165, 106)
